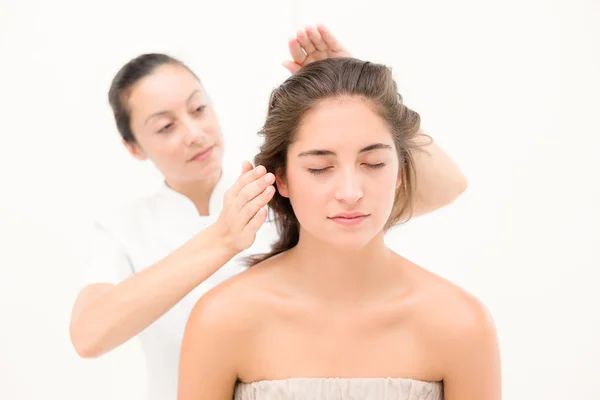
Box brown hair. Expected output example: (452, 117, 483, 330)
(248, 57, 426, 266)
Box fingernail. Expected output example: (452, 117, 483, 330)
(264, 173, 274, 183)
(256, 165, 266, 175)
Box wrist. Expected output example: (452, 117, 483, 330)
(203, 222, 239, 260)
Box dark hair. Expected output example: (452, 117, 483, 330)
(248, 57, 426, 266)
(108, 53, 198, 143)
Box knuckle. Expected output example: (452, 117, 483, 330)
(237, 188, 249, 203)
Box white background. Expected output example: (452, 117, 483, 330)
(0, 0, 598, 399)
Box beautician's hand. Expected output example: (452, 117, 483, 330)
(283, 24, 352, 74)
(214, 161, 276, 253)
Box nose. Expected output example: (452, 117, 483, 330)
(334, 167, 363, 204)
(182, 117, 207, 145)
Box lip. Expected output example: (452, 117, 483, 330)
(188, 146, 214, 162)
(328, 212, 370, 227)
(330, 212, 369, 219)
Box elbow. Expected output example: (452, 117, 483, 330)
(437, 174, 469, 209)
(453, 173, 468, 200)
(421, 175, 468, 216)
(441, 178, 467, 209)
(69, 319, 105, 359)
(443, 167, 468, 205)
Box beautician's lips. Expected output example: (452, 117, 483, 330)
(188, 146, 214, 162)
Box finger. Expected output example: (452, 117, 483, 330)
(237, 172, 275, 205)
(296, 29, 316, 54)
(241, 160, 253, 175)
(316, 24, 344, 52)
(229, 165, 267, 197)
(242, 207, 268, 238)
(306, 25, 327, 52)
(240, 186, 274, 227)
(282, 60, 302, 74)
(288, 37, 307, 65)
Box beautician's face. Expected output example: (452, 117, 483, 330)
(123, 63, 223, 182)
(278, 97, 401, 249)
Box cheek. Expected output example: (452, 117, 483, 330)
(376, 171, 400, 209)
(141, 136, 184, 164)
(288, 174, 313, 202)
(287, 173, 326, 215)
(204, 113, 222, 139)
(365, 167, 398, 197)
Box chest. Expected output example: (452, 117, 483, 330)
(239, 304, 443, 382)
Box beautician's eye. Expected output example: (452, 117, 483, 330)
(194, 105, 207, 113)
(308, 167, 332, 175)
(158, 123, 174, 133)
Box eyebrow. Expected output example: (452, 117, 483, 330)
(144, 89, 202, 125)
(297, 143, 393, 158)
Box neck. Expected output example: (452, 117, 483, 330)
(286, 230, 396, 304)
(165, 168, 222, 216)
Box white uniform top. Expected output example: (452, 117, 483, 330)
(82, 170, 276, 400)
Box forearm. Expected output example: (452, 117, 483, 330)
(410, 131, 467, 216)
(71, 224, 236, 358)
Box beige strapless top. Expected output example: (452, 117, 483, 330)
(234, 378, 443, 400)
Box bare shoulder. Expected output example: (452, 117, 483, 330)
(178, 258, 288, 399)
(186, 254, 287, 335)
(396, 255, 498, 347)
(396, 255, 501, 396)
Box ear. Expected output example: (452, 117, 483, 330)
(122, 139, 148, 161)
(275, 170, 289, 198)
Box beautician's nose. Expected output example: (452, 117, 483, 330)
(182, 118, 207, 145)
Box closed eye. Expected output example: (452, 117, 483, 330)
(308, 163, 386, 175)
(365, 163, 386, 169)
(308, 167, 332, 175)
(158, 123, 174, 133)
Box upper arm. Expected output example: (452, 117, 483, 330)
(177, 291, 242, 400)
(82, 221, 135, 286)
(71, 221, 133, 333)
(440, 298, 502, 400)
(409, 131, 468, 218)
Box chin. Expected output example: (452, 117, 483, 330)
(190, 156, 222, 176)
